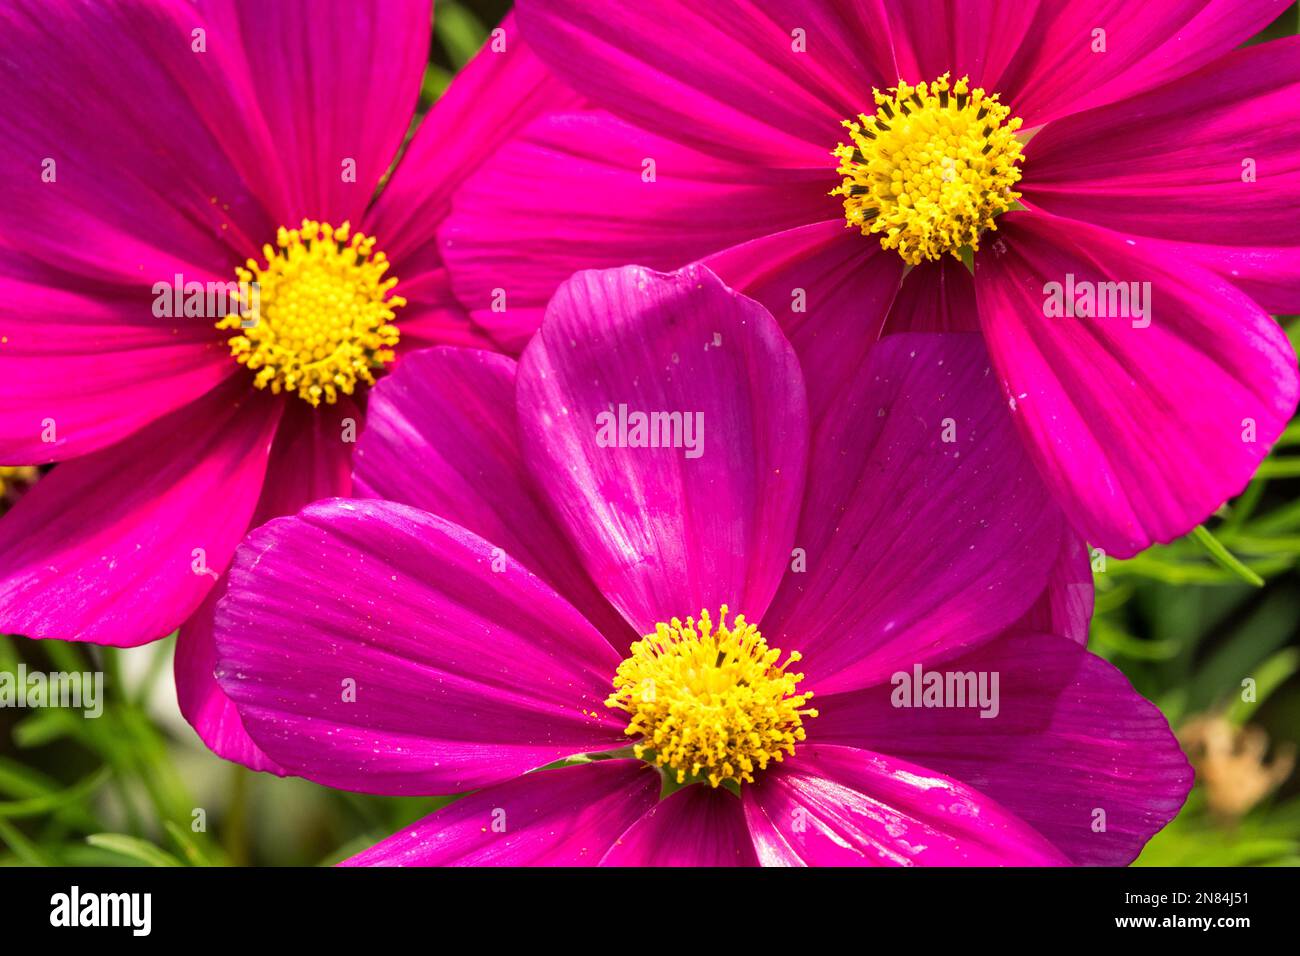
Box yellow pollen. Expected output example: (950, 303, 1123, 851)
(605, 606, 817, 789)
(0, 465, 36, 499)
(216, 219, 404, 406)
(832, 73, 1024, 265)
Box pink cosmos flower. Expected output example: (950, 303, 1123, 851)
(213, 264, 1190, 866)
(0, 0, 580, 769)
(439, 0, 1300, 558)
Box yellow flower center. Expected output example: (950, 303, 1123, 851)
(216, 219, 404, 406)
(832, 73, 1024, 265)
(605, 606, 817, 789)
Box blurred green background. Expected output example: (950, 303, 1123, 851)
(1, 1, 1297, 867)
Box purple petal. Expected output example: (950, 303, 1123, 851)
(1143, 239, 1300, 317)
(760, 333, 1065, 695)
(517, 264, 808, 634)
(0, 382, 280, 646)
(440, 112, 831, 352)
(176, 398, 358, 773)
(344, 761, 658, 866)
(367, 12, 585, 353)
(515, 0, 896, 167)
(999, 0, 1292, 126)
(704, 222, 904, 420)
(0, 0, 277, 286)
(214, 498, 626, 794)
(976, 212, 1299, 557)
(176, 584, 286, 774)
(367, 12, 584, 273)
(354, 347, 634, 648)
(1013, 531, 1093, 644)
(1023, 38, 1300, 248)
(881, 257, 981, 335)
(0, 280, 235, 464)
(814, 631, 1193, 865)
(744, 745, 1067, 865)
(601, 784, 758, 866)
(198, 0, 431, 225)
(882, 0, 1038, 96)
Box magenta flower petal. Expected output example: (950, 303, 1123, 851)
(1023, 38, 1300, 249)
(815, 631, 1194, 866)
(0, 280, 235, 464)
(440, 113, 830, 352)
(1000, 0, 1291, 126)
(976, 212, 1299, 556)
(0, 0, 277, 284)
(704, 222, 904, 418)
(743, 744, 1067, 866)
(516, 264, 808, 634)
(515, 0, 895, 168)
(1143, 239, 1300, 316)
(368, 13, 584, 352)
(882, 0, 1037, 95)
(0, 383, 281, 646)
(175, 586, 286, 775)
(761, 333, 1064, 695)
(176, 398, 358, 774)
(881, 258, 980, 335)
(354, 347, 634, 648)
(367, 12, 584, 271)
(601, 784, 758, 866)
(343, 761, 658, 866)
(1012, 532, 1093, 645)
(214, 498, 627, 794)
(199, 0, 431, 226)
(385, 267, 490, 353)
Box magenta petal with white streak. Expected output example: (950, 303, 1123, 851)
(976, 213, 1299, 557)
(743, 744, 1067, 866)
(814, 631, 1193, 866)
(343, 761, 658, 867)
(214, 498, 626, 795)
(516, 264, 808, 634)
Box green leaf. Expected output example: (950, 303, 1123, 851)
(1229, 647, 1300, 724)
(0, 768, 109, 819)
(1191, 524, 1265, 586)
(11, 709, 78, 748)
(0, 816, 55, 866)
(435, 1, 488, 69)
(1255, 457, 1300, 479)
(164, 821, 218, 867)
(85, 834, 184, 868)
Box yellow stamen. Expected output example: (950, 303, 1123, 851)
(0, 466, 36, 499)
(832, 73, 1024, 265)
(605, 606, 817, 788)
(216, 219, 404, 406)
